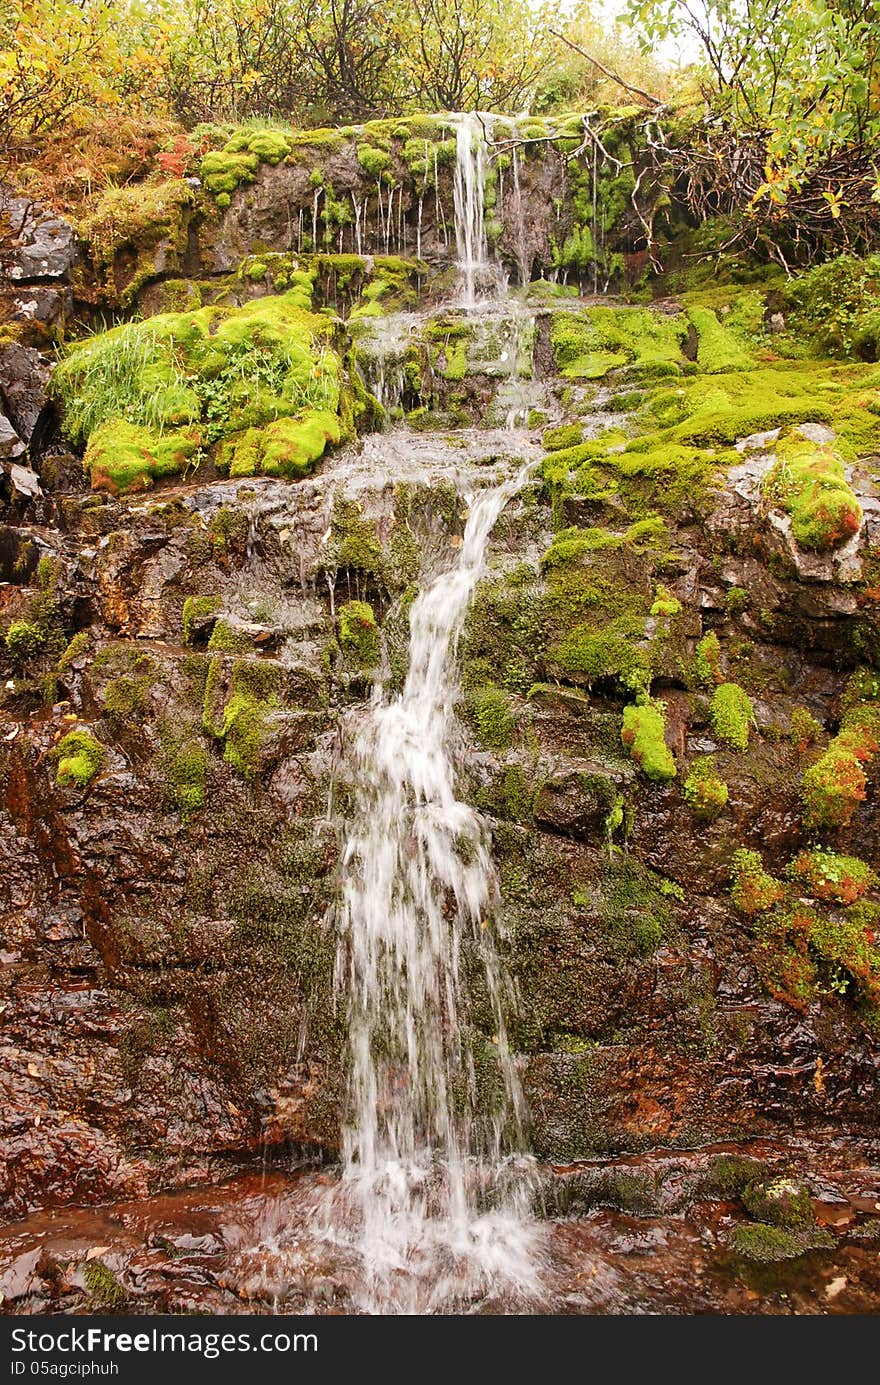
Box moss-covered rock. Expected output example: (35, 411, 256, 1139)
(338, 600, 380, 668)
(710, 682, 754, 750)
(762, 435, 862, 552)
(683, 756, 728, 820)
(728, 1222, 833, 1263)
(54, 729, 105, 787)
(53, 290, 344, 493)
(620, 698, 676, 781)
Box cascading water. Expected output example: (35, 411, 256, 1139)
(452, 114, 491, 306)
(282, 112, 550, 1313)
(323, 463, 542, 1313)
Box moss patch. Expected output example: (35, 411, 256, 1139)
(53, 290, 342, 494)
(620, 698, 676, 781)
(730, 849, 784, 916)
(550, 306, 689, 380)
(683, 755, 728, 820)
(54, 730, 105, 788)
(710, 682, 753, 750)
(338, 600, 380, 667)
(466, 683, 515, 750)
(729, 1223, 833, 1263)
(762, 434, 862, 552)
(802, 674, 880, 830)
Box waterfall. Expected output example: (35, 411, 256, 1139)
(452, 114, 490, 306)
(510, 145, 530, 287)
(329, 462, 541, 1313)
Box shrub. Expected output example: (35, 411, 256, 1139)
(788, 253, 880, 359)
(5, 620, 47, 662)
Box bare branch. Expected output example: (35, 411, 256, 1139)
(549, 28, 665, 108)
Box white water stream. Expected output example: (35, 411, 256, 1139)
(328, 462, 540, 1312)
(452, 113, 491, 305)
(301, 114, 545, 1313)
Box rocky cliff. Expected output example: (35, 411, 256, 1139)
(1, 113, 880, 1249)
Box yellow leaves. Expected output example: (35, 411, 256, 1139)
(821, 188, 844, 219)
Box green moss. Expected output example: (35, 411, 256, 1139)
(710, 682, 753, 750)
(551, 306, 688, 380)
(56, 630, 90, 671)
(730, 848, 784, 916)
(79, 179, 195, 307)
(104, 652, 153, 720)
(161, 731, 207, 819)
(699, 1156, 768, 1200)
(650, 584, 681, 617)
(692, 632, 722, 687)
(219, 411, 341, 479)
(82, 1259, 126, 1310)
(540, 518, 668, 568)
(83, 420, 200, 495)
(620, 698, 676, 781)
(467, 683, 515, 750)
(729, 1223, 833, 1263)
(789, 706, 822, 750)
(688, 304, 755, 372)
(762, 435, 862, 552)
(802, 693, 880, 830)
(54, 730, 105, 788)
(357, 144, 392, 177)
(200, 126, 292, 198)
(207, 619, 250, 653)
(338, 599, 380, 667)
(808, 900, 880, 1011)
(54, 289, 343, 493)
(200, 148, 259, 195)
(324, 495, 383, 575)
(4, 620, 46, 662)
(582, 856, 669, 957)
(741, 1177, 814, 1228)
(182, 595, 220, 643)
(543, 423, 584, 451)
(202, 657, 280, 778)
(683, 755, 728, 820)
(219, 692, 269, 778)
(552, 624, 651, 691)
(788, 849, 877, 905)
(493, 764, 534, 823)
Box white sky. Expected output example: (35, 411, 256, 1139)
(587, 0, 704, 66)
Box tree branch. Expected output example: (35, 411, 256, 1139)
(549, 28, 665, 107)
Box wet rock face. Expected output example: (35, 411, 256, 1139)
(0, 188, 75, 345)
(2, 124, 880, 1221)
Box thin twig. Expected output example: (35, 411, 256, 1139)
(549, 29, 665, 108)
